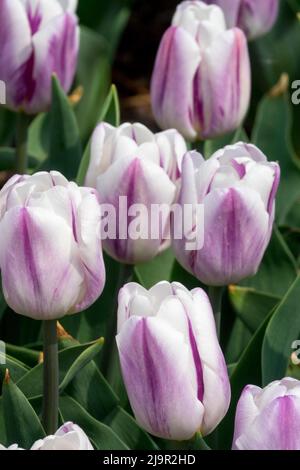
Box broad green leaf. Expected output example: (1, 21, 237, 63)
(104, 406, 158, 450)
(59, 396, 129, 450)
(0, 399, 6, 445)
(75, 26, 110, 141)
(0, 355, 29, 384)
(40, 75, 81, 179)
(17, 340, 104, 399)
(240, 227, 297, 297)
(135, 249, 175, 289)
(229, 286, 280, 332)
(5, 345, 40, 368)
(2, 372, 45, 448)
(225, 318, 252, 364)
(76, 84, 120, 185)
(59, 338, 104, 391)
(262, 275, 300, 385)
(27, 113, 49, 164)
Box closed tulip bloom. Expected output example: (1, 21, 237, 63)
(116, 281, 230, 440)
(31, 422, 94, 450)
(203, 0, 279, 40)
(0, 171, 105, 320)
(233, 378, 300, 450)
(172, 142, 280, 286)
(151, 1, 250, 141)
(0, 0, 79, 114)
(85, 122, 186, 264)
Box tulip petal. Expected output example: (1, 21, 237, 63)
(151, 26, 200, 141)
(0, 206, 83, 319)
(117, 316, 204, 440)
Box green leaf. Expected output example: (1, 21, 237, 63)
(229, 286, 280, 332)
(135, 249, 175, 289)
(75, 26, 110, 141)
(27, 113, 49, 165)
(240, 227, 297, 297)
(59, 396, 129, 450)
(0, 355, 29, 384)
(40, 75, 81, 179)
(217, 311, 273, 449)
(262, 274, 300, 386)
(104, 406, 158, 450)
(59, 338, 104, 392)
(225, 318, 252, 364)
(2, 372, 45, 448)
(17, 340, 104, 399)
(76, 84, 120, 185)
(5, 345, 40, 368)
(0, 399, 6, 445)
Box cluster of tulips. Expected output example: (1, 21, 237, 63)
(1, 0, 298, 452)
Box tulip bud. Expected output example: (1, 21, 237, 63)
(31, 422, 94, 450)
(203, 0, 279, 40)
(0, 444, 23, 450)
(151, 0, 251, 141)
(172, 142, 280, 286)
(233, 378, 300, 450)
(0, 171, 105, 320)
(85, 122, 186, 264)
(0, 0, 79, 114)
(116, 281, 230, 440)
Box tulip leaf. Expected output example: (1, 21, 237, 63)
(216, 310, 273, 450)
(59, 338, 104, 392)
(240, 226, 297, 297)
(75, 26, 110, 142)
(104, 406, 159, 450)
(0, 399, 6, 445)
(17, 340, 108, 400)
(2, 372, 45, 448)
(0, 355, 30, 385)
(135, 248, 175, 289)
(5, 345, 40, 368)
(0, 147, 38, 170)
(76, 84, 120, 186)
(40, 75, 82, 179)
(262, 274, 300, 386)
(59, 395, 129, 450)
(229, 286, 280, 333)
(225, 318, 252, 364)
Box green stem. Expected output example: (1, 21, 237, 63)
(101, 264, 133, 377)
(208, 286, 224, 339)
(15, 113, 29, 174)
(42, 320, 59, 435)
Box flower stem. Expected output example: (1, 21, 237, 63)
(15, 112, 29, 174)
(208, 286, 224, 339)
(42, 320, 59, 435)
(101, 264, 133, 377)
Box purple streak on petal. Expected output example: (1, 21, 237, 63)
(154, 26, 177, 110)
(187, 318, 204, 402)
(27, 6, 42, 35)
(232, 159, 246, 178)
(21, 207, 41, 303)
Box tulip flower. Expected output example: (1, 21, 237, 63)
(116, 281, 231, 440)
(0, 0, 79, 114)
(203, 0, 279, 40)
(85, 122, 186, 264)
(151, 0, 251, 141)
(0, 422, 94, 450)
(172, 142, 280, 286)
(0, 171, 105, 320)
(31, 422, 94, 450)
(233, 378, 300, 450)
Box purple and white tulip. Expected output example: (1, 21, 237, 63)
(116, 281, 231, 440)
(203, 0, 279, 40)
(233, 378, 300, 450)
(0, 422, 93, 450)
(0, 0, 79, 114)
(85, 122, 186, 264)
(151, 0, 251, 141)
(172, 142, 280, 286)
(31, 422, 94, 450)
(0, 171, 105, 320)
